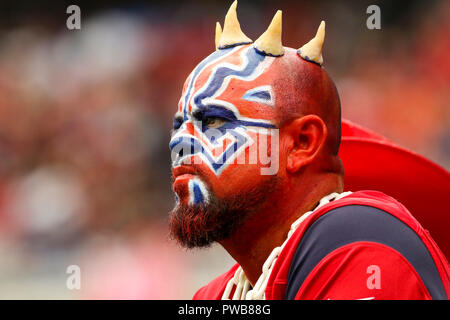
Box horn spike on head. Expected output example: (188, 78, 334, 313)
(218, 0, 252, 49)
(297, 20, 326, 65)
(215, 22, 222, 50)
(253, 10, 284, 57)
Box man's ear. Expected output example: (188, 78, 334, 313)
(284, 115, 327, 173)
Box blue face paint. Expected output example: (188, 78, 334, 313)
(192, 48, 266, 110)
(242, 85, 274, 107)
(192, 182, 204, 204)
(181, 47, 235, 120)
(247, 90, 271, 100)
(197, 106, 237, 123)
(169, 128, 249, 175)
(193, 105, 275, 135)
(170, 46, 277, 177)
(187, 178, 209, 205)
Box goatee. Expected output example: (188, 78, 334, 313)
(168, 176, 279, 248)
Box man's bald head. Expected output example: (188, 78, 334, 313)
(269, 47, 341, 157)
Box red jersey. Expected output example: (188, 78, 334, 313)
(193, 191, 450, 300)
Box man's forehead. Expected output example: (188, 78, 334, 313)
(173, 0, 328, 119)
(178, 45, 279, 120)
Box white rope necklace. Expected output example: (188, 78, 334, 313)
(221, 191, 352, 300)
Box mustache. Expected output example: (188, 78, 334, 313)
(168, 174, 281, 248)
(171, 163, 210, 182)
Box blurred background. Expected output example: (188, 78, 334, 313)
(0, 0, 448, 299)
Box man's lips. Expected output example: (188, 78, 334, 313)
(172, 165, 197, 178)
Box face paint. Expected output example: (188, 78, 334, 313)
(169, 45, 280, 205)
(188, 178, 209, 205)
(242, 85, 275, 107)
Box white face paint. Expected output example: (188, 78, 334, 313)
(170, 45, 282, 206)
(188, 178, 209, 205)
(170, 46, 277, 178)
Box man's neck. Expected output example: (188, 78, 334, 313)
(219, 173, 343, 285)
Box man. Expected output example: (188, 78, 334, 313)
(168, 1, 450, 300)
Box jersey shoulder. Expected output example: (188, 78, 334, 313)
(285, 190, 449, 300)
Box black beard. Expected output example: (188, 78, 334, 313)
(168, 176, 279, 249)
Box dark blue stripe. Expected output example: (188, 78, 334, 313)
(191, 106, 276, 134)
(183, 48, 233, 120)
(169, 130, 248, 173)
(193, 48, 266, 108)
(243, 90, 271, 101)
(233, 120, 275, 129)
(201, 106, 237, 122)
(285, 205, 447, 300)
(192, 182, 204, 204)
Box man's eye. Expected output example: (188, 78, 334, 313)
(204, 117, 226, 129)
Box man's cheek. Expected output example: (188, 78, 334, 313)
(234, 129, 279, 176)
(170, 128, 278, 201)
(209, 163, 263, 199)
(258, 129, 279, 176)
